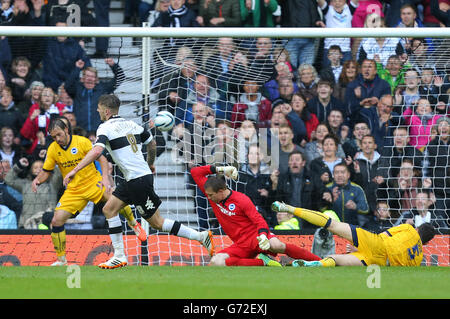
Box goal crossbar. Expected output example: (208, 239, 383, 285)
(0, 26, 449, 38)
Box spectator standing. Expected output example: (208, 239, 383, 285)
(318, 0, 356, 65)
(0, 86, 24, 137)
(322, 162, 369, 227)
(152, 0, 199, 27)
(0, 159, 22, 224)
(20, 87, 65, 154)
(376, 54, 409, 95)
(353, 134, 383, 216)
(276, 124, 303, 175)
(342, 121, 370, 159)
(262, 62, 297, 102)
(0, 126, 24, 168)
(304, 123, 345, 166)
(177, 73, 227, 125)
(344, 59, 391, 118)
(394, 68, 421, 113)
(92, 0, 111, 58)
(394, 189, 448, 229)
(289, 92, 319, 144)
(270, 150, 330, 227)
(240, 0, 278, 27)
(42, 21, 92, 92)
(64, 58, 125, 132)
(377, 125, 424, 184)
(385, 0, 423, 27)
(309, 134, 348, 187)
(307, 79, 346, 125)
(4, 157, 62, 229)
(236, 144, 273, 226)
(7, 56, 41, 105)
(296, 64, 319, 101)
(359, 93, 402, 152)
(281, 0, 324, 68)
(16, 80, 44, 118)
(198, 0, 241, 27)
(402, 97, 442, 151)
(231, 79, 272, 129)
(333, 60, 359, 103)
(7, 0, 46, 70)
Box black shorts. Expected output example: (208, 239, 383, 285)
(113, 174, 162, 220)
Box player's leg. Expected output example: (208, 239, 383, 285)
(99, 195, 128, 269)
(210, 248, 272, 267)
(292, 254, 363, 267)
(268, 237, 321, 261)
(132, 174, 215, 256)
(145, 208, 215, 256)
(272, 202, 354, 242)
(50, 209, 73, 265)
(102, 188, 147, 241)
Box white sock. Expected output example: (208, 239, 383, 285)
(162, 218, 201, 241)
(107, 216, 125, 257)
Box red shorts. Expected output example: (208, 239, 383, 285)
(218, 232, 277, 259)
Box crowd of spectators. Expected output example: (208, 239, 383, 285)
(146, 0, 450, 232)
(0, 0, 449, 235)
(0, 0, 125, 229)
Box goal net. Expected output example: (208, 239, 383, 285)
(1, 26, 449, 266)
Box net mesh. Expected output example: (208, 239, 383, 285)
(2, 30, 449, 266)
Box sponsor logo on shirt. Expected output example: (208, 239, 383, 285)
(217, 204, 235, 216)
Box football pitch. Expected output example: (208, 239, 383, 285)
(0, 265, 449, 299)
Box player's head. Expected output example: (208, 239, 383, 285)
(417, 222, 436, 245)
(97, 94, 121, 121)
(204, 175, 228, 203)
(48, 117, 71, 147)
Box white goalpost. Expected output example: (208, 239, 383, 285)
(1, 26, 449, 266)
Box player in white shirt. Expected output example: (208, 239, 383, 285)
(63, 94, 214, 269)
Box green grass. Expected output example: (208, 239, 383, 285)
(0, 266, 449, 299)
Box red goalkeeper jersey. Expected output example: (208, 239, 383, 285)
(190, 165, 270, 248)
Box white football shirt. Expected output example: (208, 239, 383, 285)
(95, 115, 153, 181)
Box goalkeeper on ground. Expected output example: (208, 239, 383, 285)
(271, 201, 436, 267)
(190, 165, 321, 266)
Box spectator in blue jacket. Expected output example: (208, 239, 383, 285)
(64, 58, 125, 132)
(359, 94, 403, 152)
(322, 162, 369, 227)
(344, 59, 391, 123)
(42, 21, 92, 92)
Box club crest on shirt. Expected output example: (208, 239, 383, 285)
(228, 203, 235, 211)
(71, 147, 78, 155)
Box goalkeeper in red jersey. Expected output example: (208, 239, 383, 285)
(190, 165, 321, 266)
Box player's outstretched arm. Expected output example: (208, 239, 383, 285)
(63, 145, 105, 187)
(147, 139, 157, 173)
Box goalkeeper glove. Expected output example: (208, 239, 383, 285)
(257, 234, 270, 251)
(216, 166, 238, 180)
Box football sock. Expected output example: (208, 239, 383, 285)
(162, 218, 200, 241)
(284, 243, 321, 261)
(320, 257, 336, 267)
(292, 208, 331, 228)
(51, 225, 66, 258)
(119, 205, 136, 226)
(225, 257, 264, 266)
(107, 215, 125, 257)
